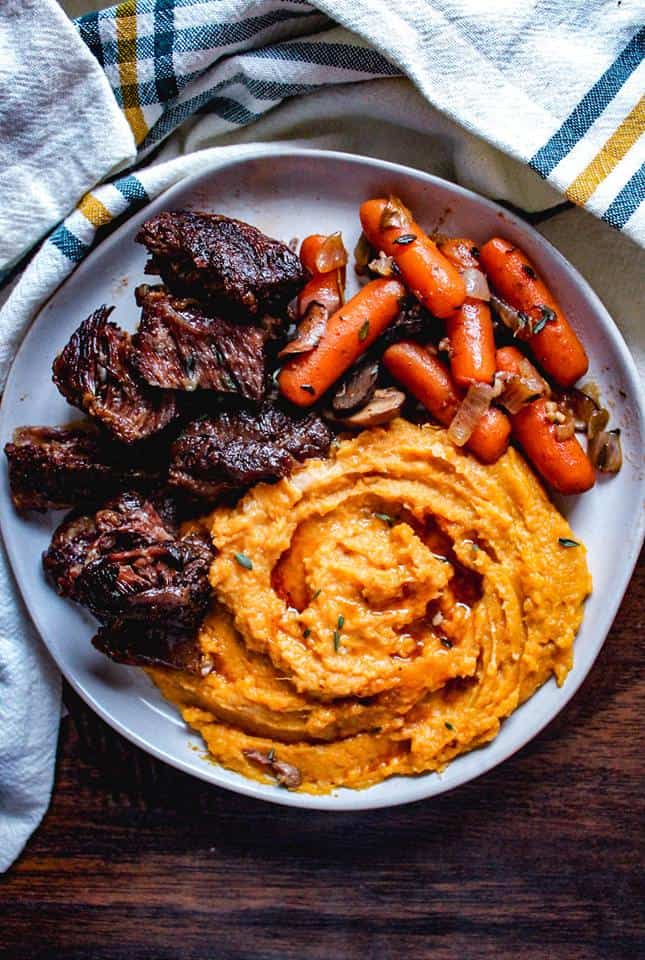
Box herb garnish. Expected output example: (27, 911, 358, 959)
(333, 629, 341, 652)
(558, 537, 580, 548)
(522, 264, 537, 279)
(440, 638, 453, 649)
(394, 233, 417, 245)
(470, 245, 480, 258)
(512, 312, 530, 337)
(300, 384, 316, 394)
(271, 367, 282, 387)
(375, 512, 396, 527)
(358, 319, 370, 341)
(303, 627, 311, 638)
(234, 552, 253, 570)
(311, 589, 321, 601)
(532, 304, 557, 334)
(445, 721, 455, 731)
(337, 615, 345, 630)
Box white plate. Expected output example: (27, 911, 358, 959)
(1, 148, 644, 811)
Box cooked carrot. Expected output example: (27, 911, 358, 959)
(298, 234, 346, 315)
(479, 237, 588, 387)
(511, 398, 595, 495)
(279, 278, 405, 407)
(495, 344, 535, 378)
(359, 199, 466, 319)
(382, 340, 511, 463)
(436, 235, 497, 388)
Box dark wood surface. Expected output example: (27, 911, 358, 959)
(2, 554, 643, 960)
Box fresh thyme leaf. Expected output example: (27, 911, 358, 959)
(358, 319, 370, 342)
(394, 233, 417, 245)
(522, 264, 537, 279)
(337, 615, 344, 630)
(234, 552, 253, 570)
(303, 627, 311, 638)
(440, 638, 453, 649)
(271, 367, 282, 387)
(445, 721, 455, 731)
(311, 589, 321, 601)
(533, 304, 557, 334)
(333, 629, 341, 652)
(558, 537, 580, 548)
(375, 512, 395, 527)
(300, 384, 315, 394)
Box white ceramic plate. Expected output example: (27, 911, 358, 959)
(1, 148, 644, 811)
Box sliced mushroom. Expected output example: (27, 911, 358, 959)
(354, 232, 374, 276)
(278, 302, 328, 358)
(243, 748, 303, 789)
(339, 388, 405, 429)
(588, 429, 622, 473)
(332, 359, 379, 415)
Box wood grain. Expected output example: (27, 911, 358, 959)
(1, 553, 643, 960)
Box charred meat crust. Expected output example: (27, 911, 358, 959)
(52, 306, 177, 444)
(132, 285, 267, 401)
(3, 425, 162, 512)
(168, 402, 332, 501)
(135, 211, 306, 316)
(93, 620, 213, 675)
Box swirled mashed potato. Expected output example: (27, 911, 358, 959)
(149, 419, 591, 793)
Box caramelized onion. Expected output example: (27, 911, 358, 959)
(354, 232, 373, 275)
(554, 414, 576, 441)
(588, 429, 622, 472)
(490, 294, 528, 336)
(379, 195, 413, 231)
(278, 302, 328, 358)
(588, 407, 609, 439)
(462, 268, 490, 301)
(368, 251, 396, 277)
(314, 232, 348, 274)
(448, 383, 494, 446)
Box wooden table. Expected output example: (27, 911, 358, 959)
(2, 554, 643, 960)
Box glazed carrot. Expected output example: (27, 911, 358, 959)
(382, 340, 511, 463)
(495, 344, 536, 378)
(479, 237, 588, 388)
(359, 199, 466, 319)
(436, 236, 496, 387)
(511, 398, 595, 495)
(279, 278, 406, 407)
(298, 234, 346, 315)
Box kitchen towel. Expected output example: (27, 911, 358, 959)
(0, 0, 643, 871)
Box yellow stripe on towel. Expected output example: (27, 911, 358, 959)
(116, 0, 148, 144)
(77, 193, 112, 229)
(566, 97, 644, 206)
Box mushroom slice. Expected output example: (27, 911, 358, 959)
(332, 359, 379, 415)
(339, 388, 405, 428)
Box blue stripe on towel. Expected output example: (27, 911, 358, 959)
(602, 162, 645, 229)
(530, 27, 644, 178)
(49, 226, 88, 263)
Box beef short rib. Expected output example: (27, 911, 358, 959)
(93, 620, 213, 675)
(4, 425, 161, 512)
(52, 306, 177, 444)
(136, 211, 305, 316)
(169, 402, 332, 501)
(132, 285, 267, 401)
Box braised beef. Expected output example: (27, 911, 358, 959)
(4, 425, 163, 512)
(136, 211, 305, 316)
(43, 490, 178, 600)
(168, 403, 332, 501)
(382, 299, 433, 346)
(52, 306, 177, 444)
(75, 536, 212, 626)
(93, 620, 213, 674)
(132, 285, 267, 401)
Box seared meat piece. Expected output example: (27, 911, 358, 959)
(43, 490, 178, 600)
(52, 306, 177, 444)
(93, 620, 213, 675)
(132, 285, 267, 401)
(76, 535, 212, 626)
(169, 402, 332, 501)
(4, 425, 161, 512)
(382, 299, 435, 346)
(136, 211, 306, 316)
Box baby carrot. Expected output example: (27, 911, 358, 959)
(359, 199, 466, 319)
(479, 237, 588, 387)
(382, 340, 511, 463)
(511, 397, 595, 495)
(298, 234, 346, 315)
(279, 278, 405, 407)
(437, 236, 496, 388)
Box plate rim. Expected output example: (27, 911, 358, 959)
(2, 144, 644, 811)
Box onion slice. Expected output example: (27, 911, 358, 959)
(379, 195, 413, 231)
(490, 294, 529, 337)
(278, 302, 328, 358)
(462, 267, 490, 301)
(368, 251, 396, 277)
(314, 231, 348, 274)
(588, 429, 622, 472)
(448, 383, 494, 446)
